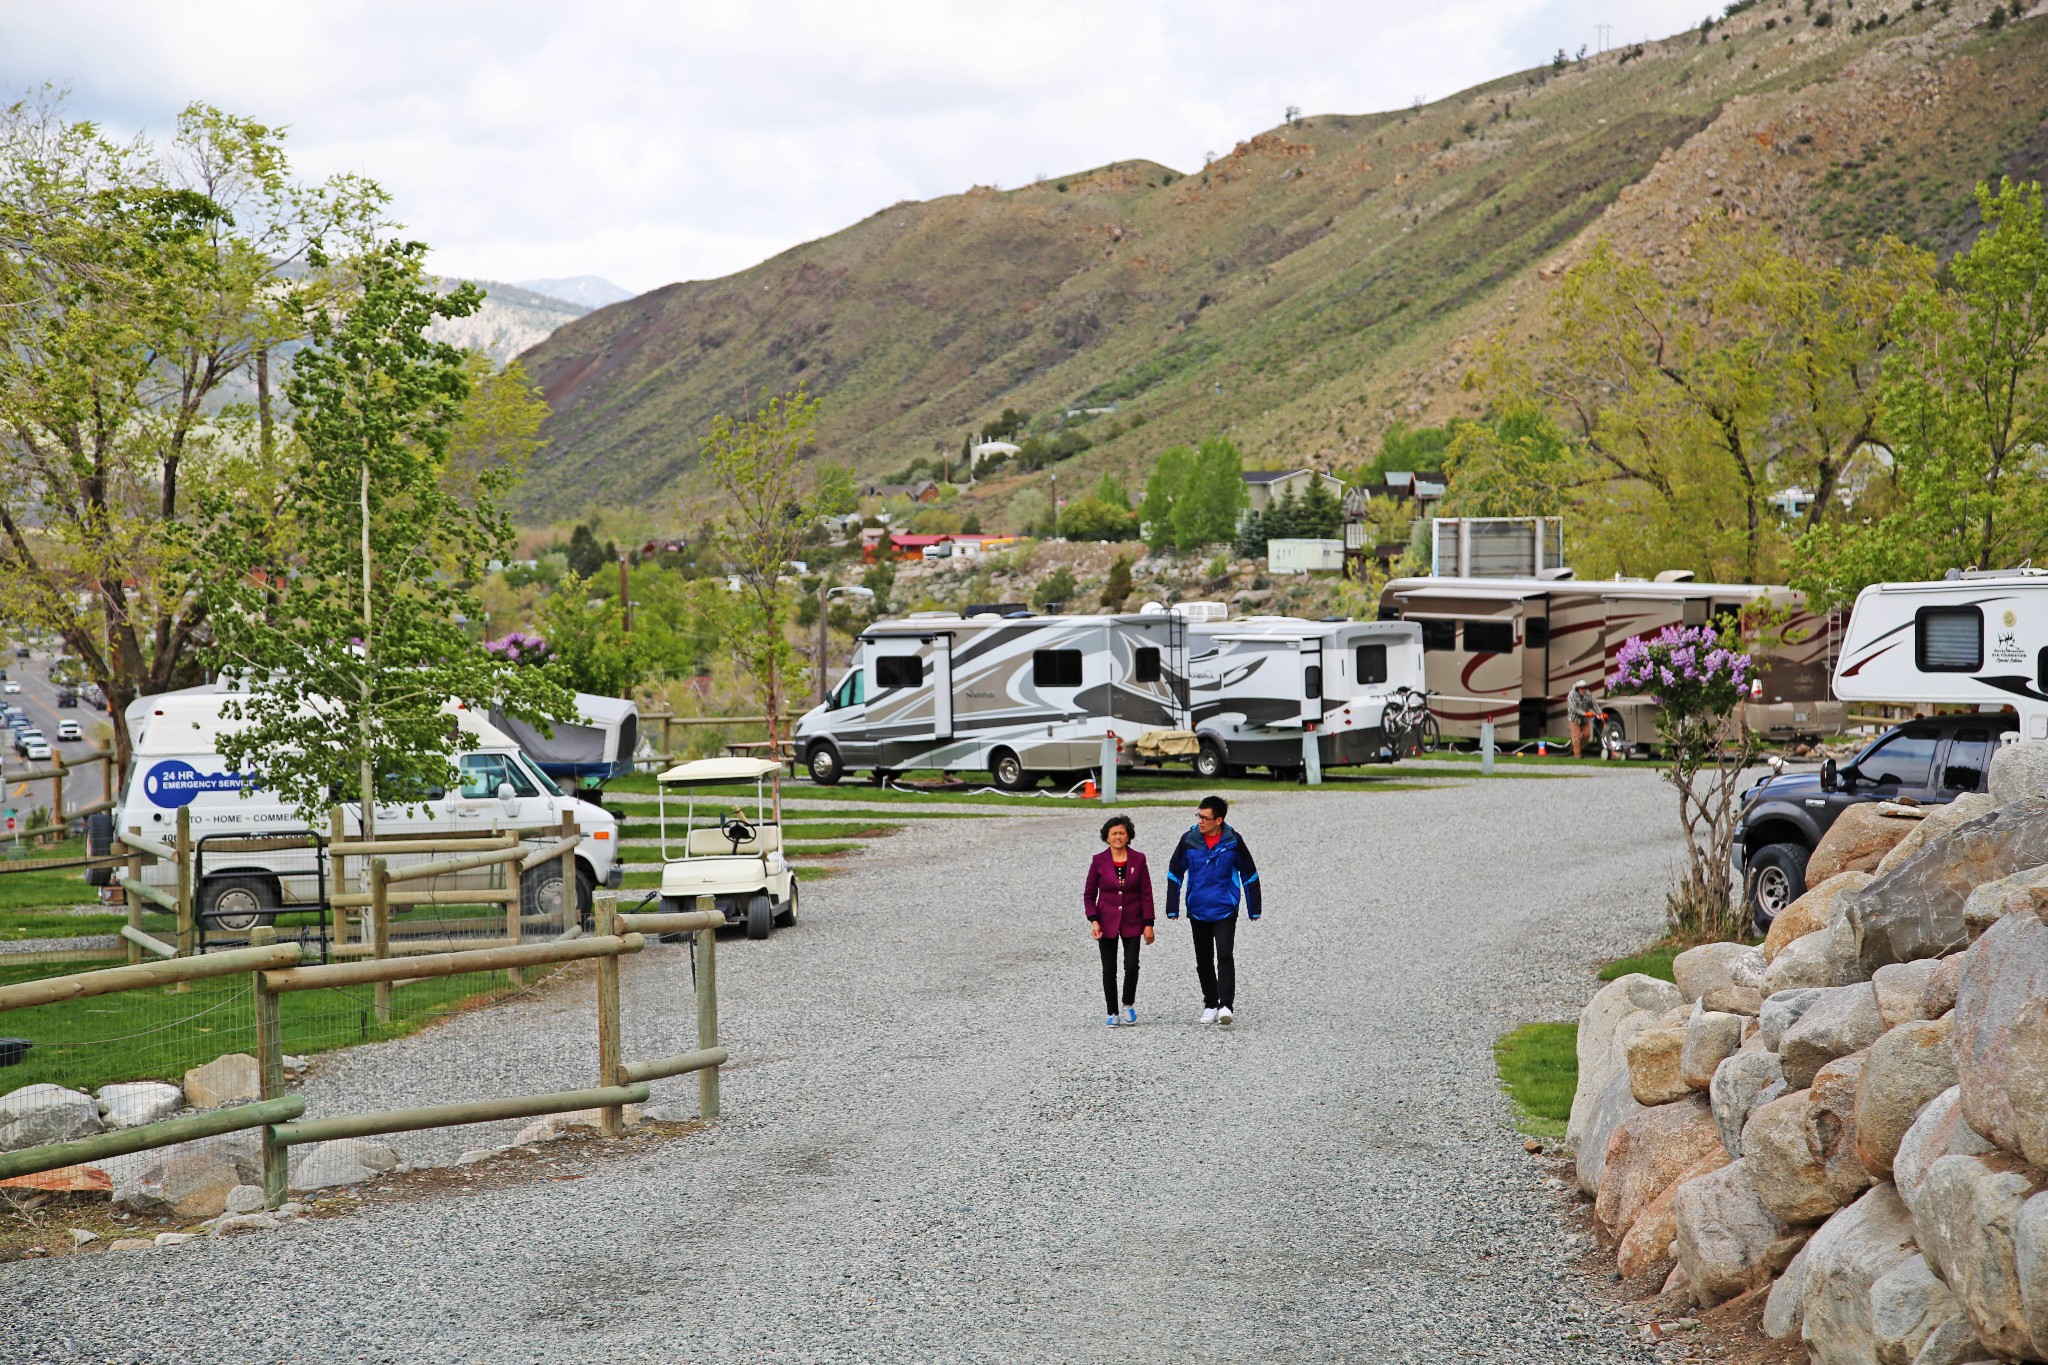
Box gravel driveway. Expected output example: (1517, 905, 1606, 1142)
(6, 767, 1680, 1362)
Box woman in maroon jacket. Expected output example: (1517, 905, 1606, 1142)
(1083, 815, 1155, 1027)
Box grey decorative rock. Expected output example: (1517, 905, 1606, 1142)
(211, 1212, 279, 1237)
(1988, 736, 2048, 804)
(1766, 927, 1842, 995)
(1856, 1018, 1960, 1181)
(1909, 1153, 2045, 1361)
(2013, 1190, 2048, 1365)
(1673, 942, 1752, 1004)
(1810, 802, 1919, 884)
(1874, 960, 1943, 1030)
(1681, 1011, 1746, 1092)
(1746, 1090, 1852, 1225)
(1625, 1025, 1691, 1106)
(1896, 1088, 1998, 1215)
(1781, 983, 1885, 1090)
(1729, 944, 1770, 992)
(1907, 1317, 1986, 1365)
(1566, 973, 1682, 1157)
(1711, 1048, 1786, 1159)
(1958, 862, 2048, 942)
(1576, 1068, 1644, 1196)
(1800, 1183, 1921, 1365)
(1921, 955, 1966, 1020)
(1873, 792, 1997, 879)
(1951, 908, 2048, 1164)
(114, 1146, 240, 1218)
(1764, 1238, 1812, 1339)
(98, 1081, 183, 1130)
(1868, 1253, 1961, 1365)
(0, 1083, 103, 1151)
(224, 1184, 266, 1215)
(1809, 1055, 1876, 1210)
(1701, 984, 1764, 1016)
(1670, 1158, 1790, 1305)
(1850, 797, 2048, 973)
(182, 1053, 261, 1109)
(1761, 988, 1824, 1051)
(290, 1138, 399, 1192)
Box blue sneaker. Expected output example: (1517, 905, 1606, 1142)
(1123, 1006, 1138, 1025)
(1104, 1014, 1119, 1027)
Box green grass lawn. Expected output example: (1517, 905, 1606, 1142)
(1599, 944, 1680, 983)
(0, 958, 551, 1093)
(1494, 1021, 1578, 1140)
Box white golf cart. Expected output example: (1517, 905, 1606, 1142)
(655, 756, 798, 940)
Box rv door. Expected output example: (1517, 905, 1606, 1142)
(930, 636, 953, 740)
(1299, 639, 1324, 728)
(866, 635, 939, 738)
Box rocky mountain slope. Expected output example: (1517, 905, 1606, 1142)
(514, 1, 2048, 522)
(427, 280, 589, 367)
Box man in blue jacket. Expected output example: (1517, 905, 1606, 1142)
(1164, 794, 1261, 1025)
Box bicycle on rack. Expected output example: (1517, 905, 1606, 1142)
(1382, 687, 1441, 756)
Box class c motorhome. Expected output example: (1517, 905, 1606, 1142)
(796, 611, 1187, 790)
(1377, 575, 1844, 748)
(1182, 616, 1425, 778)
(1833, 568, 2048, 740)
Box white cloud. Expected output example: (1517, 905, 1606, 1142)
(7, 0, 1709, 293)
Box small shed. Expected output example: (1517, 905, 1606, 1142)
(1267, 538, 1345, 575)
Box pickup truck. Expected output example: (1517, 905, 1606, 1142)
(1734, 712, 2014, 929)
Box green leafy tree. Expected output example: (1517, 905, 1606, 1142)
(1170, 437, 1249, 553)
(564, 523, 615, 579)
(1140, 446, 1192, 552)
(1032, 566, 1078, 611)
(205, 240, 570, 833)
(1056, 496, 1138, 541)
(533, 572, 672, 697)
(445, 355, 548, 502)
(1100, 553, 1134, 611)
(812, 460, 859, 519)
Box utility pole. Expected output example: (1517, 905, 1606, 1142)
(618, 554, 633, 634)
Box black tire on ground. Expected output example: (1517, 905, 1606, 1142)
(1193, 739, 1227, 780)
(199, 876, 278, 933)
(1743, 841, 1810, 933)
(806, 744, 844, 786)
(775, 880, 798, 928)
(746, 891, 773, 940)
(989, 750, 1034, 791)
(1269, 765, 1303, 782)
(522, 862, 597, 930)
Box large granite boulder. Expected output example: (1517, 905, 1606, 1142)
(1873, 792, 1996, 879)
(1959, 862, 2048, 942)
(1566, 973, 1681, 1158)
(1595, 1095, 1722, 1242)
(98, 1082, 183, 1130)
(1616, 1146, 1729, 1280)
(1989, 736, 2048, 804)
(1576, 1068, 1645, 1196)
(1921, 954, 1966, 1020)
(1746, 1088, 1868, 1226)
(113, 1144, 240, 1218)
(1626, 1026, 1691, 1106)
(1711, 1047, 1786, 1158)
(1895, 1088, 1998, 1214)
(183, 1053, 261, 1109)
(1680, 1011, 1746, 1092)
(1766, 871, 1875, 963)
(1868, 1252, 1974, 1365)
(1764, 1238, 1812, 1339)
(1781, 983, 1885, 1089)
(1873, 959, 1943, 1029)
(1850, 797, 2048, 973)
(290, 1138, 399, 1192)
(0, 1084, 103, 1151)
(1672, 942, 1752, 1003)
(1951, 908, 2048, 1165)
(1855, 1018, 1959, 1181)
(1909, 1152, 2046, 1360)
(1810, 806, 1918, 885)
(1671, 1158, 1792, 1306)
(1800, 1182, 1922, 1365)
(1766, 926, 1849, 994)
(1809, 1055, 1876, 1209)
(2017, 1190, 2048, 1364)
(1760, 988, 1824, 1051)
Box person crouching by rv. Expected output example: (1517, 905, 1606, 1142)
(1165, 795, 1262, 1025)
(1084, 816, 1155, 1027)
(1567, 681, 1596, 759)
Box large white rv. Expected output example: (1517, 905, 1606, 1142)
(796, 612, 1186, 789)
(1377, 575, 1844, 747)
(1183, 617, 1425, 778)
(1833, 568, 2048, 740)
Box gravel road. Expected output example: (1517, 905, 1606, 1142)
(7, 766, 1681, 1362)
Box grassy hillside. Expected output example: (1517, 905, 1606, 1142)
(516, 1, 2048, 525)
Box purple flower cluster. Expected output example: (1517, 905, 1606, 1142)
(485, 631, 550, 666)
(1606, 624, 1754, 715)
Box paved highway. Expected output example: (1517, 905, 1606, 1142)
(0, 646, 113, 831)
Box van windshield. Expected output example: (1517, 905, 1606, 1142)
(459, 753, 540, 799)
(517, 753, 564, 796)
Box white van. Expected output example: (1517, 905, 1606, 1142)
(107, 693, 621, 928)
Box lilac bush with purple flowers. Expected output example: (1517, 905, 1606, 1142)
(485, 631, 551, 668)
(1607, 624, 1762, 942)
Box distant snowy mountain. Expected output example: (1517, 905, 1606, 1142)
(514, 275, 634, 309)
(427, 280, 588, 367)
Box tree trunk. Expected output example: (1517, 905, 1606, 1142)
(358, 461, 377, 843)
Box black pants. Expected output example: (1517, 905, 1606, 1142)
(1098, 935, 1142, 1014)
(1191, 914, 1238, 1009)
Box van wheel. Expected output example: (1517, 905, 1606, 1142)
(806, 744, 843, 786)
(1193, 739, 1227, 780)
(1744, 842, 1810, 933)
(200, 877, 277, 933)
(746, 892, 773, 940)
(522, 863, 596, 932)
(990, 750, 1033, 791)
(775, 881, 798, 928)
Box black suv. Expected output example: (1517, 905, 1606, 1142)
(1735, 712, 2014, 927)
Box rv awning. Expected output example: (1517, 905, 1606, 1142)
(1388, 592, 1525, 621)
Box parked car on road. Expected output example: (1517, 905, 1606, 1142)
(2, 681, 18, 694)
(14, 728, 44, 755)
(23, 740, 50, 762)
(1734, 712, 2014, 927)
(55, 720, 81, 741)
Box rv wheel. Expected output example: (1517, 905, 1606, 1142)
(806, 744, 843, 786)
(746, 892, 774, 940)
(1193, 739, 1226, 780)
(200, 876, 278, 933)
(990, 750, 1034, 791)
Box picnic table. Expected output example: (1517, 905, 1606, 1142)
(722, 739, 798, 774)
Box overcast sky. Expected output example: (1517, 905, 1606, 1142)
(8, 1, 1711, 295)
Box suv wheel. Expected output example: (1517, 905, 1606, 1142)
(1744, 842, 1810, 932)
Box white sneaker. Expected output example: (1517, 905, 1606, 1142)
(1199, 1007, 1219, 1024)
(1105, 1014, 1119, 1027)
(1217, 1006, 1235, 1025)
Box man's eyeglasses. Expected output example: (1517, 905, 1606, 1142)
(1195, 811, 1221, 823)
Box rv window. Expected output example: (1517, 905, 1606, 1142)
(1355, 643, 1388, 685)
(1915, 606, 1982, 672)
(1943, 729, 1994, 792)
(1857, 731, 1937, 788)
(1033, 650, 1083, 687)
(1133, 647, 1162, 683)
(1464, 621, 1515, 654)
(1524, 617, 1549, 650)
(459, 754, 539, 800)
(1304, 665, 1322, 700)
(875, 656, 923, 690)
(1420, 620, 1456, 652)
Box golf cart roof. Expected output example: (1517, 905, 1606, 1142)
(656, 756, 783, 786)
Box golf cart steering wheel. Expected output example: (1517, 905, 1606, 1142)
(719, 813, 757, 852)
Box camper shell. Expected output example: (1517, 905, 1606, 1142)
(796, 611, 1187, 789)
(1833, 569, 2048, 740)
(105, 692, 621, 928)
(490, 693, 639, 793)
(1183, 616, 1425, 776)
(1378, 575, 1844, 747)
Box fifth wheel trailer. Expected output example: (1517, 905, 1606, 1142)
(1833, 568, 2048, 740)
(1377, 575, 1844, 747)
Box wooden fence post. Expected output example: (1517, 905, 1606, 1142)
(371, 857, 391, 1024)
(250, 924, 288, 1210)
(558, 809, 578, 936)
(174, 807, 194, 972)
(695, 893, 720, 1119)
(50, 762, 63, 836)
(327, 808, 348, 946)
(595, 895, 622, 1137)
(124, 841, 143, 966)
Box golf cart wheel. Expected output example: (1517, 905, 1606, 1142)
(775, 881, 798, 928)
(990, 750, 1034, 791)
(1743, 842, 1810, 933)
(200, 876, 278, 933)
(745, 891, 774, 940)
(806, 744, 843, 786)
(1193, 738, 1227, 780)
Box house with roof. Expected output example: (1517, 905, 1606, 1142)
(1241, 467, 1346, 513)
(861, 531, 1015, 563)
(860, 479, 943, 503)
